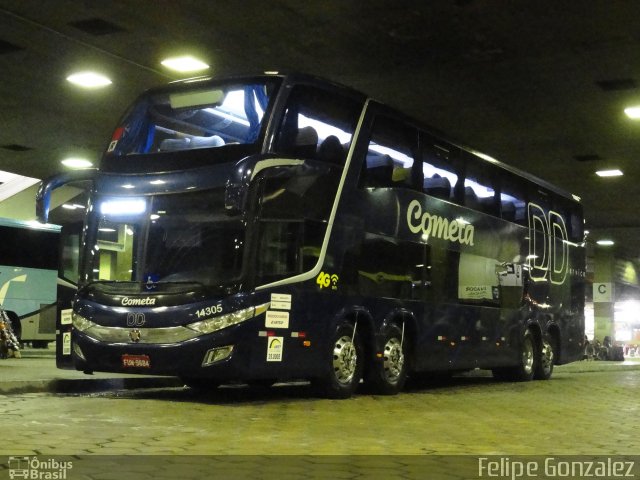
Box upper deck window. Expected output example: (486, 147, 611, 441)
(106, 80, 280, 157)
(274, 85, 363, 164)
(360, 114, 419, 189)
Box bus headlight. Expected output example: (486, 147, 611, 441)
(72, 312, 94, 332)
(187, 302, 269, 335)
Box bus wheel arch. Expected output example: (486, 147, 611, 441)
(312, 315, 366, 399)
(364, 313, 414, 395)
(535, 325, 560, 380)
(493, 324, 537, 382)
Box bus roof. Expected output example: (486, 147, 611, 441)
(135, 72, 579, 204)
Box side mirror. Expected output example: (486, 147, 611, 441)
(36, 169, 97, 223)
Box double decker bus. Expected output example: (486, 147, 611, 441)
(37, 73, 585, 397)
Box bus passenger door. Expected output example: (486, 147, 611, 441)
(56, 222, 82, 369)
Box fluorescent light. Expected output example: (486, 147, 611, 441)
(596, 239, 615, 246)
(61, 157, 93, 169)
(100, 199, 146, 215)
(161, 56, 209, 72)
(624, 106, 640, 119)
(596, 169, 623, 177)
(67, 72, 112, 88)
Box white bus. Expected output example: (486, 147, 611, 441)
(0, 218, 60, 347)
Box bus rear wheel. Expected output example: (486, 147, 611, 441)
(534, 335, 555, 380)
(313, 321, 363, 399)
(492, 327, 535, 382)
(365, 324, 408, 395)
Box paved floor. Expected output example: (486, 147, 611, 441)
(1, 349, 639, 479)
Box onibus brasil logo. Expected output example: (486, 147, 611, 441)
(7, 456, 73, 479)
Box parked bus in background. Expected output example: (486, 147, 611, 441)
(37, 73, 585, 397)
(0, 218, 60, 347)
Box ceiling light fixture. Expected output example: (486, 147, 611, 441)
(596, 239, 615, 246)
(66, 71, 112, 88)
(595, 169, 623, 177)
(161, 56, 209, 72)
(624, 106, 640, 119)
(61, 157, 93, 169)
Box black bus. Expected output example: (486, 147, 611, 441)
(37, 73, 585, 397)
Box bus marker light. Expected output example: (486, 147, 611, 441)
(202, 345, 234, 366)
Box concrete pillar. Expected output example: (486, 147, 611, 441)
(593, 247, 615, 342)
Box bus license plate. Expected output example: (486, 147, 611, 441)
(122, 354, 151, 368)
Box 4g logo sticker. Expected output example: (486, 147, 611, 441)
(316, 272, 339, 290)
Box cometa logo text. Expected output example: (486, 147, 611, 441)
(121, 297, 156, 306)
(406, 200, 475, 246)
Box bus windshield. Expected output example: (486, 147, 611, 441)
(86, 188, 245, 291)
(106, 79, 280, 156)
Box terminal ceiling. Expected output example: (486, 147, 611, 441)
(1, 0, 640, 258)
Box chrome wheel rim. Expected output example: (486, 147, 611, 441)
(333, 335, 357, 385)
(523, 335, 535, 376)
(383, 337, 404, 382)
(540, 340, 554, 375)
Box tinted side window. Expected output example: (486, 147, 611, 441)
(421, 134, 461, 203)
(463, 156, 499, 216)
(499, 173, 528, 225)
(360, 115, 419, 189)
(274, 86, 362, 164)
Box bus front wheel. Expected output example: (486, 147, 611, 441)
(365, 324, 408, 395)
(313, 321, 363, 399)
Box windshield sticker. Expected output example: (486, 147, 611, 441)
(61, 308, 73, 325)
(266, 310, 289, 329)
(270, 293, 292, 310)
(267, 337, 283, 362)
(144, 274, 159, 291)
(62, 332, 71, 356)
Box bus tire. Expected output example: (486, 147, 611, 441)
(534, 334, 555, 380)
(313, 321, 363, 399)
(365, 324, 407, 395)
(492, 327, 535, 382)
